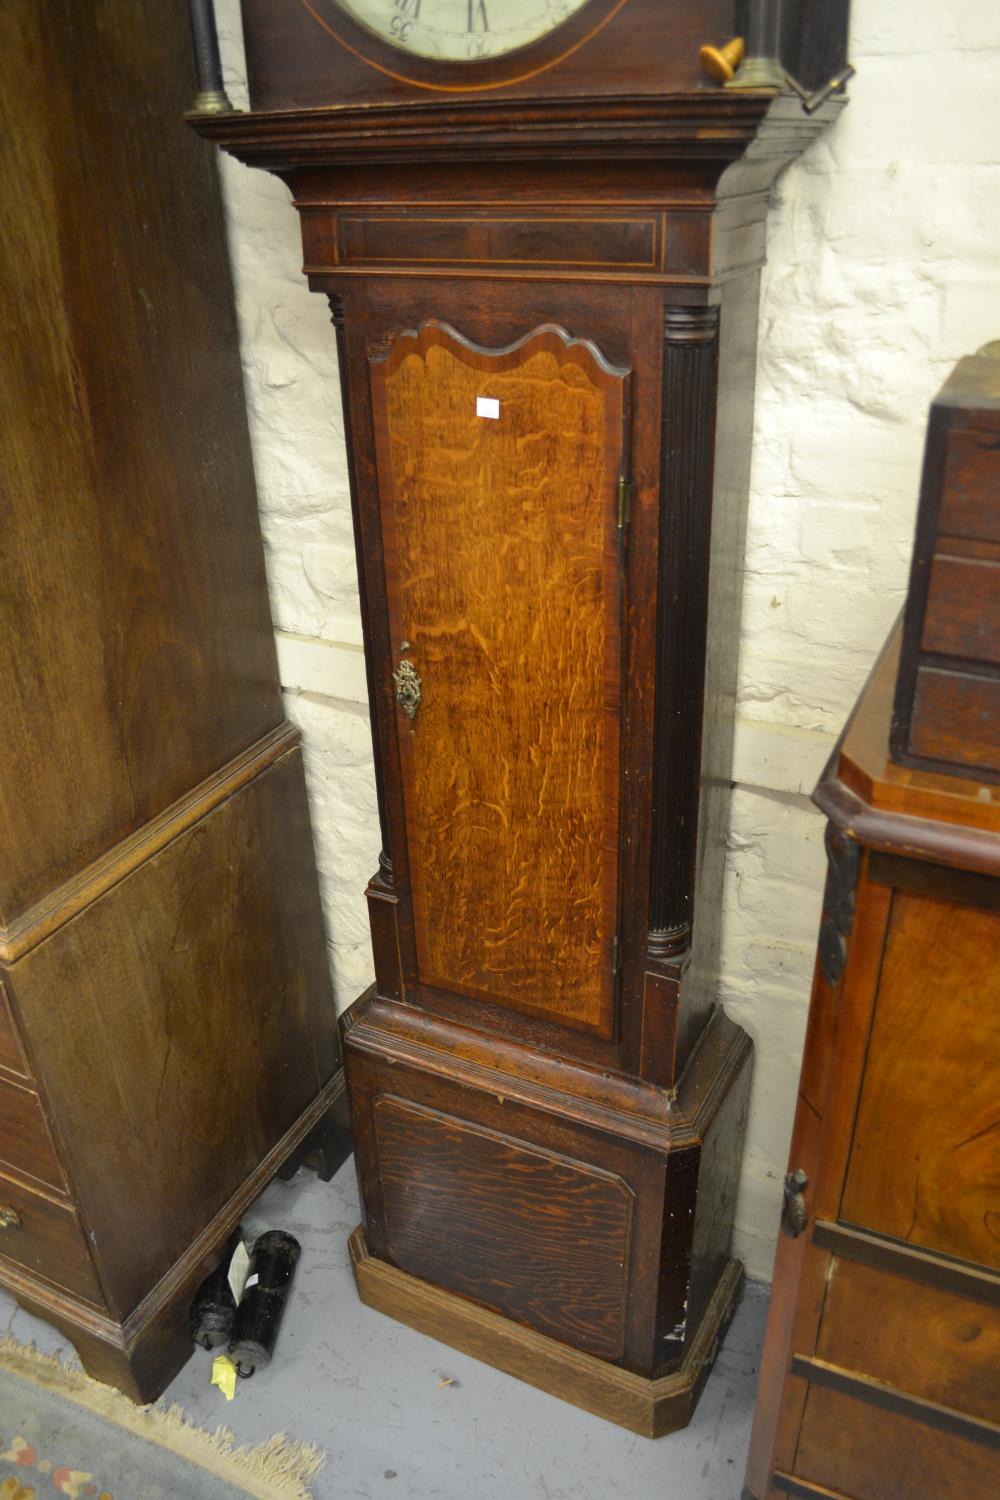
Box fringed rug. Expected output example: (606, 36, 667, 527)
(0, 1338, 324, 1500)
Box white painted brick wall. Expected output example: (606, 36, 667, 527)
(212, 0, 1000, 1281)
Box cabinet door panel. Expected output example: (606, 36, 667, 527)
(372, 321, 628, 1036)
(842, 890, 1000, 1269)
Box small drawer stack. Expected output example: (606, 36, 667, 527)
(893, 344, 1000, 778)
(0, 984, 102, 1304)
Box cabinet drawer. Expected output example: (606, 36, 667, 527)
(0, 1168, 102, 1304)
(793, 1383, 998, 1500)
(816, 1257, 1000, 1424)
(0, 1077, 66, 1191)
(938, 427, 1000, 545)
(0, 981, 27, 1079)
(910, 666, 1000, 773)
(922, 553, 1000, 665)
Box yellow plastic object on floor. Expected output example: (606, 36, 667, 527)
(211, 1355, 238, 1403)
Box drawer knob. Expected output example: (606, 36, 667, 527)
(0, 1205, 22, 1231)
(781, 1169, 808, 1238)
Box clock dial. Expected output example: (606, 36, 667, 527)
(332, 0, 594, 62)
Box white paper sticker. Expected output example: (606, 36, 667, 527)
(228, 1240, 251, 1304)
(476, 396, 500, 420)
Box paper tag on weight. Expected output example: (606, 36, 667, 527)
(228, 1240, 252, 1304)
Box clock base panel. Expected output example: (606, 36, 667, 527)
(342, 987, 752, 1410)
(350, 1225, 744, 1438)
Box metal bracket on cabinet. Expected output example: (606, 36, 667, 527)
(781, 1169, 808, 1239)
(784, 65, 856, 115)
(818, 824, 861, 986)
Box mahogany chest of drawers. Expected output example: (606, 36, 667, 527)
(744, 630, 1000, 1499)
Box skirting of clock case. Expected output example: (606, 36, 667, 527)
(344, 991, 751, 1399)
(348, 1233, 746, 1439)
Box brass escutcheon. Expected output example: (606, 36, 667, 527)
(393, 658, 422, 721)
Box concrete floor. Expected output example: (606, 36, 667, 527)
(1, 1162, 767, 1500)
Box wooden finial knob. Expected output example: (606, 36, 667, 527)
(699, 36, 745, 85)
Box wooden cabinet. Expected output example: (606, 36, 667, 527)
(0, 0, 349, 1401)
(744, 631, 1000, 1499)
(196, 0, 851, 1436)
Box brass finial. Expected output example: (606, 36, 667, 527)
(699, 37, 745, 85)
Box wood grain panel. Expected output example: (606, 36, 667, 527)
(817, 1257, 1000, 1423)
(339, 214, 658, 270)
(794, 1384, 998, 1499)
(842, 890, 1000, 1269)
(0, 1078, 66, 1192)
(0, 0, 282, 923)
(373, 321, 628, 1034)
(374, 1095, 633, 1358)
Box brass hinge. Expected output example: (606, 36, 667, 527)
(616, 475, 633, 530)
(612, 935, 623, 975)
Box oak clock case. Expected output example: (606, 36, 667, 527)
(195, 0, 850, 1435)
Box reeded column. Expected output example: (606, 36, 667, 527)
(647, 305, 721, 962)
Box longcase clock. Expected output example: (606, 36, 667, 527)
(193, 0, 851, 1435)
